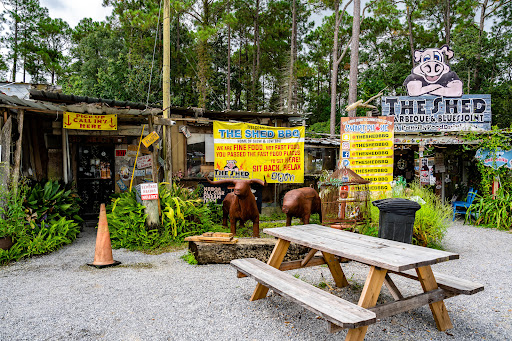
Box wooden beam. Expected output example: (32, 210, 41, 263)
(369, 289, 456, 320)
(62, 126, 68, 184)
(416, 265, 453, 331)
(250, 238, 290, 301)
(0, 117, 12, 186)
(322, 251, 349, 288)
(12, 109, 24, 187)
(300, 248, 318, 267)
(345, 266, 387, 341)
(383, 274, 404, 301)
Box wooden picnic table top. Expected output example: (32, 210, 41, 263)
(263, 224, 459, 272)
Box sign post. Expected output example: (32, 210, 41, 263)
(139, 182, 159, 228)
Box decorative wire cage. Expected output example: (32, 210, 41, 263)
(318, 167, 371, 228)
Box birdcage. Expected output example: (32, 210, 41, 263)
(318, 167, 371, 229)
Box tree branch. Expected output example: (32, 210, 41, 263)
(336, 36, 353, 65)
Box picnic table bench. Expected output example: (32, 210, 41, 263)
(231, 224, 483, 341)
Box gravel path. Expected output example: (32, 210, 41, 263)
(1, 220, 511, 341)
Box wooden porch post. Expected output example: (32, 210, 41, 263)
(12, 109, 24, 188)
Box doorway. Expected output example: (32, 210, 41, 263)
(77, 144, 115, 216)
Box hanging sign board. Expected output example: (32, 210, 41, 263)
(381, 95, 491, 132)
(137, 154, 152, 169)
(63, 112, 117, 130)
(475, 149, 512, 169)
(340, 117, 395, 192)
(140, 182, 158, 200)
(213, 121, 305, 183)
(382, 45, 491, 133)
(142, 131, 160, 147)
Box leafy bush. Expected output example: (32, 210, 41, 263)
(107, 183, 223, 251)
(24, 180, 82, 225)
(360, 181, 451, 249)
(0, 180, 81, 265)
(467, 189, 512, 230)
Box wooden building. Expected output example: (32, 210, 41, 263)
(0, 89, 320, 216)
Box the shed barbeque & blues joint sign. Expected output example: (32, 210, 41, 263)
(382, 45, 491, 133)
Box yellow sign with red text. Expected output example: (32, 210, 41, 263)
(63, 112, 117, 130)
(213, 121, 304, 183)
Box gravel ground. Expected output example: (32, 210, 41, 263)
(1, 220, 511, 341)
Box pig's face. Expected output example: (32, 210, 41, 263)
(412, 45, 454, 84)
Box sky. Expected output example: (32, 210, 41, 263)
(40, 0, 113, 28)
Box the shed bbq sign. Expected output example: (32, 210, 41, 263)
(382, 45, 491, 133)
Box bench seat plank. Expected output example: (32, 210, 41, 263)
(232, 258, 376, 329)
(390, 270, 484, 295)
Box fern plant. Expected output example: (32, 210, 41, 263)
(107, 183, 222, 251)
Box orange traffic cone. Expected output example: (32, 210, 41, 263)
(87, 203, 121, 268)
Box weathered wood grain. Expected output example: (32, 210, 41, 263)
(389, 269, 484, 295)
(232, 258, 376, 329)
(368, 288, 455, 320)
(416, 265, 453, 331)
(322, 251, 349, 288)
(250, 239, 290, 301)
(345, 266, 387, 341)
(263, 225, 459, 272)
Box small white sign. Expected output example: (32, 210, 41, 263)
(140, 182, 158, 200)
(137, 154, 152, 169)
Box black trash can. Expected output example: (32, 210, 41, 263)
(372, 198, 421, 244)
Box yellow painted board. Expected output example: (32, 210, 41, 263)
(350, 158, 393, 166)
(142, 131, 160, 147)
(350, 140, 394, 149)
(63, 112, 117, 130)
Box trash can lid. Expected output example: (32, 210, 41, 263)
(372, 198, 421, 215)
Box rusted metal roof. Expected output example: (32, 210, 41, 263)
(0, 93, 162, 116)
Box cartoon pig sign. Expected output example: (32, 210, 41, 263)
(403, 45, 463, 97)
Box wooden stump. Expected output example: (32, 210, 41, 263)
(189, 238, 310, 265)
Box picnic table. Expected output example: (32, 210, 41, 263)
(231, 224, 483, 341)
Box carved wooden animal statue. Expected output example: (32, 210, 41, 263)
(204, 175, 265, 237)
(282, 187, 322, 226)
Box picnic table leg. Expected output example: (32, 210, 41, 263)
(321, 251, 349, 288)
(416, 265, 453, 331)
(250, 238, 291, 301)
(345, 266, 387, 341)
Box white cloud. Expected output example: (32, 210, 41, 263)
(40, 0, 113, 28)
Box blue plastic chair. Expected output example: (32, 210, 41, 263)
(452, 188, 478, 221)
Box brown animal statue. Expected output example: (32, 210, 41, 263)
(204, 175, 265, 237)
(282, 187, 322, 226)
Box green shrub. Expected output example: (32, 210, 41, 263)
(0, 180, 81, 265)
(24, 180, 82, 225)
(107, 183, 223, 251)
(467, 189, 512, 230)
(360, 181, 451, 249)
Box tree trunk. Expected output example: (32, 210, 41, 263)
(287, 0, 297, 114)
(473, 0, 488, 91)
(330, 0, 340, 135)
(251, 0, 260, 112)
(445, 0, 450, 46)
(12, 1, 19, 82)
(406, 4, 415, 68)
(227, 2, 231, 110)
(347, 0, 361, 118)
(189, 238, 310, 265)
